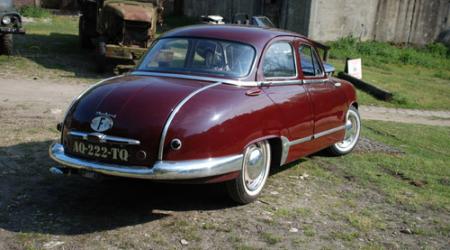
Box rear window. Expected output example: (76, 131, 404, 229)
(138, 38, 256, 78)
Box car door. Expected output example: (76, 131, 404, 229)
(297, 42, 347, 145)
(258, 37, 314, 164)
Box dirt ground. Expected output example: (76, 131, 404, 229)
(0, 77, 449, 249)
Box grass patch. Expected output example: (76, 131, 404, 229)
(163, 219, 200, 242)
(0, 15, 104, 82)
(329, 59, 450, 110)
(0, 14, 199, 82)
(303, 225, 315, 237)
(330, 231, 360, 241)
(319, 120, 450, 212)
(328, 37, 450, 110)
(345, 211, 386, 232)
(260, 232, 281, 245)
(329, 37, 449, 69)
(19, 6, 51, 18)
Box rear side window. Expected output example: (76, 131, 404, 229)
(299, 45, 324, 77)
(263, 42, 296, 78)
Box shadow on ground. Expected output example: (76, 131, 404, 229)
(13, 33, 110, 79)
(0, 140, 236, 236)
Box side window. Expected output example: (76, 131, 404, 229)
(299, 45, 324, 77)
(263, 42, 296, 78)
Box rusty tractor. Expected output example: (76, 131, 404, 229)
(77, 0, 164, 72)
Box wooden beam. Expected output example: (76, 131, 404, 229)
(337, 72, 393, 101)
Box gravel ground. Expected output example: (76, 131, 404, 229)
(0, 77, 448, 249)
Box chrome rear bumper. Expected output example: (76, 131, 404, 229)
(49, 143, 243, 180)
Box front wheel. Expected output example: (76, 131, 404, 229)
(226, 140, 271, 204)
(0, 34, 13, 55)
(327, 106, 361, 156)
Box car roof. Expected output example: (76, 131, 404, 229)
(159, 24, 309, 48)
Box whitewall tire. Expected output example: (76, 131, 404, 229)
(328, 106, 361, 156)
(226, 140, 271, 204)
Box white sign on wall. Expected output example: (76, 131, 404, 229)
(346, 58, 362, 79)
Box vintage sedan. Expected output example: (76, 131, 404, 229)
(49, 25, 361, 204)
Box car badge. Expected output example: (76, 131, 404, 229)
(91, 116, 114, 132)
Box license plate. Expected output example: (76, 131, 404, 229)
(72, 141, 129, 162)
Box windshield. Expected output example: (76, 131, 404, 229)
(0, 0, 13, 10)
(137, 38, 256, 78)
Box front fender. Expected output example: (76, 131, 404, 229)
(163, 84, 284, 161)
(332, 77, 357, 108)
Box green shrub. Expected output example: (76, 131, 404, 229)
(19, 6, 51, 18)
(424, 43, 449, 58)
(328, 37, 450, 70)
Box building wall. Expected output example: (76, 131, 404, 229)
(304, 0, 449, 44)
(307, 0, 380, 41)
(181, 0, 450, 44)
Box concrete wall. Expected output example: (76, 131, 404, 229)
(181, 0, 450, 44)
(304, 0, 450, 44)
(307, 0, 380, 41)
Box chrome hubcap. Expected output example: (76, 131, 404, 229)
(242, 141, 270, 195)
(335, 109, 360, 152)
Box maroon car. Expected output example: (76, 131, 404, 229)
(49, 25, 361, 204)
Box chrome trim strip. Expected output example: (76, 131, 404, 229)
(263, 80, 303, 86)
(280, 136, 290, 165)
(289, 135, 313, 146)
(280, 125, 345, 165)
(131, 71, 332, 87)
(131, 71, 259, 87)
(69, 131, 141, 145)
(158, 82, 222, 160)
(49, 143, 243, 180)
(302, 78, 329, 84)
(314, 125, 346, 139)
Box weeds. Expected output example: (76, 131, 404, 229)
(19, 6, 51, 18)
(328, 36, 449, 70)
(260, 232, 281, 245)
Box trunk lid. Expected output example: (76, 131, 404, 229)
(63, 75, 212, 166)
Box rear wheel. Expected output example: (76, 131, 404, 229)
(0, 34, 13, 55)
(327, 106, 361, 156)
(226, 140, 271, 204)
